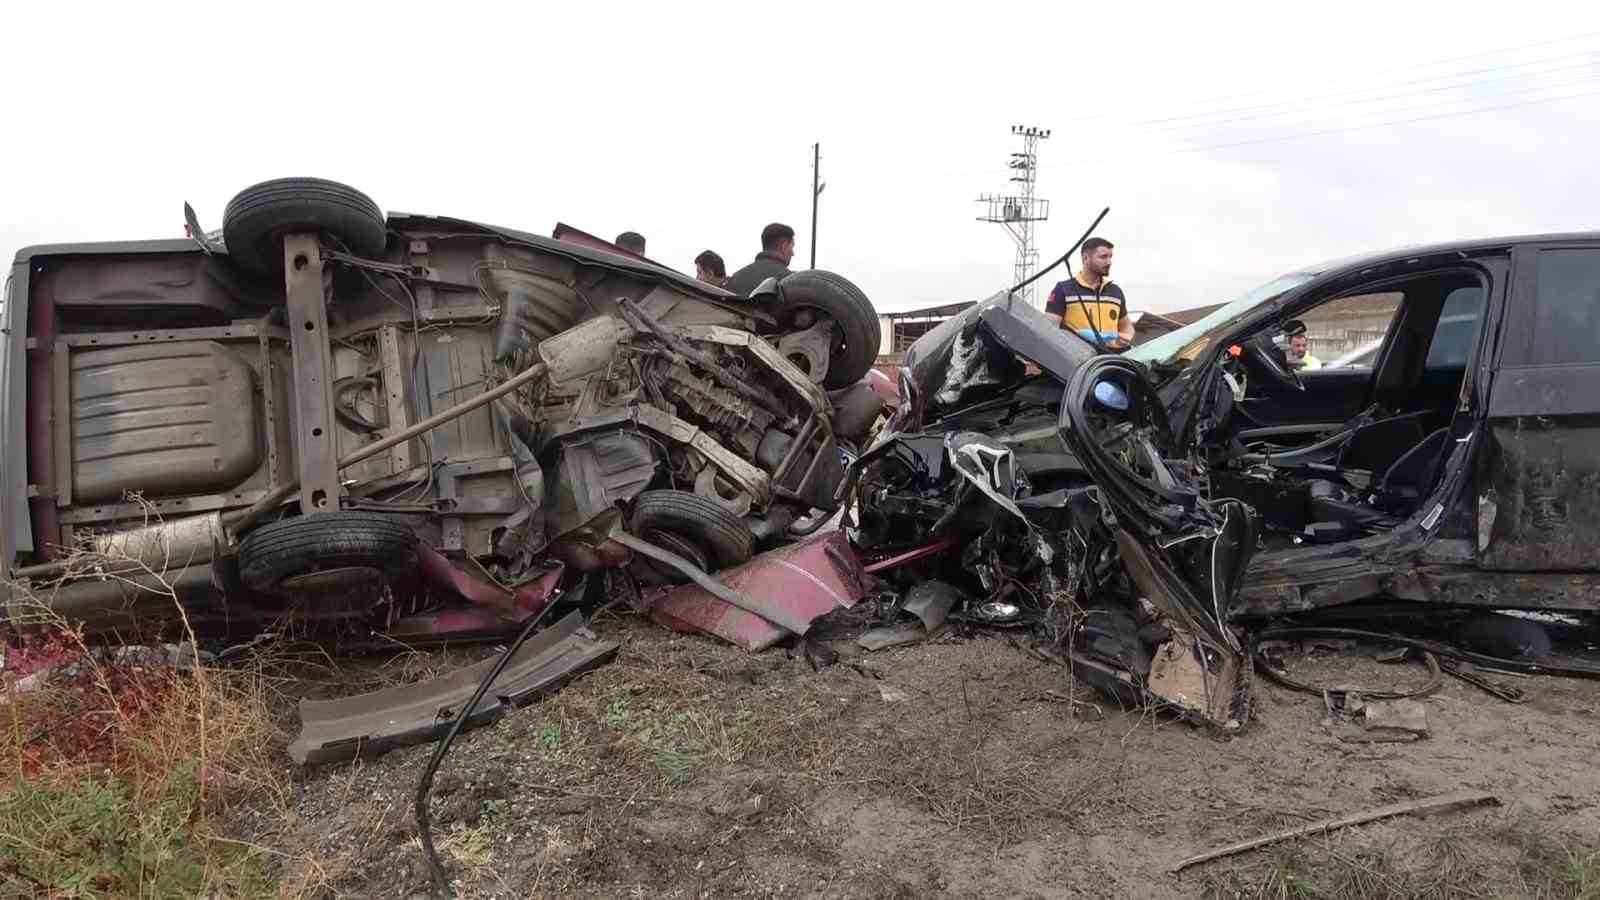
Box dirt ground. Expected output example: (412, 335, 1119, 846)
(245, 611, 1600, 899)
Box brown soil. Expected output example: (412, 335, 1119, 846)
(247, 615, 1600, 898)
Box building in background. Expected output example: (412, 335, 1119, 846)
(1141, 294, 1397, 361)
(873, 301, 975, 381)
(871, 293, 1386, 378)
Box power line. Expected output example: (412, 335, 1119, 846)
(1156, 70, 1600, 148)
(1140, 46, 1600, 127)
(1160, 85, 1600, 157)
(916, 36, 1600, 182)
(1127, 29, 1600, 124)
(1151, 56, 1600, 134)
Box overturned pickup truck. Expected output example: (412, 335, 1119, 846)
(851, 233, 1600, 727)
(2, 178, 884, 646)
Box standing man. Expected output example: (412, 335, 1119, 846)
(723, 223, 796, 295)
(615, 231, 647, 255)
(1284, 323, 1323, 370)
(1045, 237, 1133, 349)
(694, 250, 727, 287)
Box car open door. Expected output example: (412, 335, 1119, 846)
(1480, 242, 1600, 570)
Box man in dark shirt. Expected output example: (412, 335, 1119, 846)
(694, 249, 727, 287)
(615, 231, 647, 255)
(724, 223, 796, 295)
(1045, 237, 1133, 349)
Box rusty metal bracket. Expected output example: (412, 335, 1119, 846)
(283, 234, 340, 514)
(435, 458, 518, 551)
(51, 338, 72, 508)
(376, 324, 414, 473)
(60, 324, 274, 349)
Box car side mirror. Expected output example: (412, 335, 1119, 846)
(750, 276, 781, 300)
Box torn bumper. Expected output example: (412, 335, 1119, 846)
(289, 610, 617, 766)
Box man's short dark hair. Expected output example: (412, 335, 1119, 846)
(761, 223, 796, 251)
(694, 249, 726, 278)
(1081, 237, 1114, 255)
(615, 231, 646, 253)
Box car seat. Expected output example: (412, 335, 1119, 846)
(1374, 428, 1451, 514)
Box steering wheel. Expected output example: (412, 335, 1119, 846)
(1244, 332, 1304, 391)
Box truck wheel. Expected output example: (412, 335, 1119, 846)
(777, 270, 881, 389)
(222, 177, 387, 276)
(237, 510, 418, 595)
(630, 490, 754, 573)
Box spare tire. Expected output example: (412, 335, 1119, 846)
(776, 270, 881, 389)
(222, 177, 387, 276)
(630, 490, 754, 572)
(237, 510, 418, 595)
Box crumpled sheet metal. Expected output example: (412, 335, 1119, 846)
(288, 610, 616, 766)
(935, 329, 1001, 409)
(942, 432, 1053, 564)
(642, 530, 866, 652)
(417, 541, 563, 621)
(1145, 630, 1248, 730)
(902, 579, 962, 631)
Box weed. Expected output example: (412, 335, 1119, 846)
(533, 720, 563, 757)
(1557, 849, 1600, 899)
(603, 689, 634, 727)
(0, 508, 294, 897)
(0, 635, 285, 897)
(1507, 816, 1600, 900)
(1197, 814, 1600, 900)
(1258, 848, 1315, 900)
(0, 766, 274, 897)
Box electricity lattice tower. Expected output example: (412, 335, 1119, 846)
(976, 125, 1051, 307)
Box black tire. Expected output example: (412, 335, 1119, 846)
(237, 510, 418, 594)
(777, 270, 881, 389)
(630, 490, 755, 571)
(222, 177, 387, 276)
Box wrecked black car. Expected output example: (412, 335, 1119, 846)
(851, 233, 1600, 727)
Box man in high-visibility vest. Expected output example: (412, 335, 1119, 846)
(1045, 237, 1135, 350)
(1285, 323, 1323, 370)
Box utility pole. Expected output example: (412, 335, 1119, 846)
(810, 142, 825, 269)
(976, 125, 1051, 306)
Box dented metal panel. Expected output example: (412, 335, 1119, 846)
(69, 341, 261, 504)
(1479, 417, 1600, 570)
(642, 530, 865, 651)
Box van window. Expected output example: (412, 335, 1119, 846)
(1532, 250, 1600, 365)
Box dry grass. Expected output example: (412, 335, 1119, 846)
(0, 505, 306, 898)
(1197, 817, 1600, 900)
(816, 707, 1117, 842)
(530, 633, 840, 795)
(1, 628, 290, 896)
(504, 626, 1122, 876)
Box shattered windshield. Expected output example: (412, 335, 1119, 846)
(1126, 272, 1317, 369)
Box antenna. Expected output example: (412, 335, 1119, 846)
(976, 125, 1051, 306)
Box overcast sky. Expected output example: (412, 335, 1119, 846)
(6, 1, 1600, 316)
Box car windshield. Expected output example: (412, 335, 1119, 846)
(1127, 272, 1318, 369)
